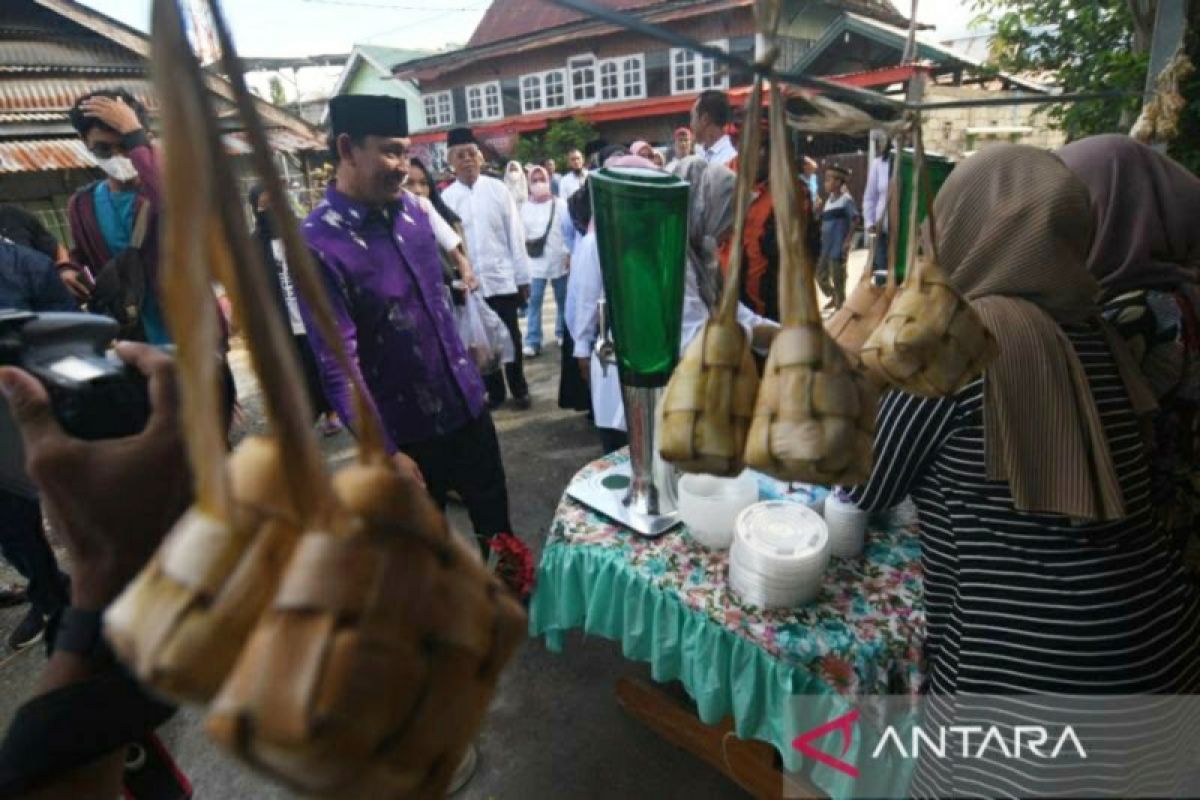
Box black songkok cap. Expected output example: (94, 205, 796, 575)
(329, 94, 408, 138)
(446, 127, 478, 147)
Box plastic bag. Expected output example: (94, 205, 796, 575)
(455, 291, 513, 375)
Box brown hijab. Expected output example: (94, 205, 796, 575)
(934, 144, 1153, 522)
(1057, 134, 1200, 297)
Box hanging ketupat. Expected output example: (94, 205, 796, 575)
(860, 124, 997, 397)
(743, 78, 877, 486)
(105, 2, 526, 797)
(102, 0, 317, 705)
(659, 78, 765, 476)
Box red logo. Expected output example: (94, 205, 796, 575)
(792, 709, 861, 778)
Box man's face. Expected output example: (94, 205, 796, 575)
(674, 131, 692, 158)
(83, 126, 125, 161)
(544, 159, 556, 175)
(567, 150, 584, 172)
(450, 144, 483, 184)
(341, 134, 409, 205)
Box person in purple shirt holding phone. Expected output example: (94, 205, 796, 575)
(300, 95, 512, 557)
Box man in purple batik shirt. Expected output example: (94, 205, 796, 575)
(299, 95, 512, 556)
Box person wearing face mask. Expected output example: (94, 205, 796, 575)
(558, 148, 588, 202)
(65, 91, 164, 332)
(520, 165, 574, 358)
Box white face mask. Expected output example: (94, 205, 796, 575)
(94, 155, 138, 182)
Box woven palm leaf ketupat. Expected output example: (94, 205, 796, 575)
(207, 462, 527, 798)
(102, 0, 321, 705)
(659, 75, 765, 476)
(825, 132, 903, 370)
(859, 125, 997, 397)
(174, 0, 526, 796)
(742, 79, 877, 486)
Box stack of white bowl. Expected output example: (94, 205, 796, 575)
(728, 502, 830, 609)
(677, 471, 760, 550)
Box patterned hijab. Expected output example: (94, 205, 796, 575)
(935, 144, 1153, 522)
(1057, 134, 1200, 298)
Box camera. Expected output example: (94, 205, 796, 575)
(0, 311, 151, 497)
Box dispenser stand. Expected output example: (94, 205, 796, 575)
(567, 385, 680, 538)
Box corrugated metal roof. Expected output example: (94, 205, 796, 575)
(0, 138, 90, 172)
(0, 129, 322, 174)
(467, 0, 660, 48)
(0, 38, 141, 70)
(0, 77, 155, 112)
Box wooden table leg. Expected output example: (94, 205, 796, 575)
(615, 677, 825, 799)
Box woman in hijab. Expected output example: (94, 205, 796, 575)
(503, 160, 528, 208)
(520, 165, 574, 358)
(847, 145, 1200, 798)
(1058, 135, 1200, 554)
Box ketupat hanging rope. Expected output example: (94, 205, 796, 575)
(742, 41, 878, 486)
(658, 1, 772, 477)
(859, 122, 997, 396)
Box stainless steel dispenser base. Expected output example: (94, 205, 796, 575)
(566, 460, 681, 538)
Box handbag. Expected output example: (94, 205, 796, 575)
(825, 149, 901, 369)
(90, 201, 151, 341)
(524, 200, 556, 258)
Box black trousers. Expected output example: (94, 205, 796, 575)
(483, 293, 529, 403)
(0, 491, 67, 616)
(294, 334, 332, 418)
(399, 412, 512, 555)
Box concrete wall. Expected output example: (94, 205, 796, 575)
(921, 85, 1066, 160)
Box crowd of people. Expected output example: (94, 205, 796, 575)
(0, 76, 1198, 798)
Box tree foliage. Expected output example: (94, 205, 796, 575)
(268, 75, 288, 107)
(974, 0, 1200, 172)
(513, 117, 598, 165)
(972, 0, 1148, 140)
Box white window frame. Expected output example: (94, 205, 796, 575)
(596, 54, 645, 102)
(670, 39, 729, 95)
(599, 60, 620, 101)
(568, 54, 597, 106)
(421, 90, 453, 128)
(544, 69, 567, 109)
(520, 74, 544, 113)
(620, 54, 645, 99)
(466, 80, 502, 122)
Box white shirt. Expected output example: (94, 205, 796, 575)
(270, 239, 305, 335)
(862, 155, 890, 230)
(408, 192, 462, 252)
(442, 175, 530, 297)
(567, 230, 773, 433)
(521, 196, 573, 280)
(701, 134, 737, 166)
(558, 170, 587, 201)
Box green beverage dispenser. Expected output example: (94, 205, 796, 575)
(893, 148, 954, 281)
(590, 166, 690, 386)
(571, 166, 689, 536)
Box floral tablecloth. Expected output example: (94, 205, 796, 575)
(529, 449, 926, 796)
